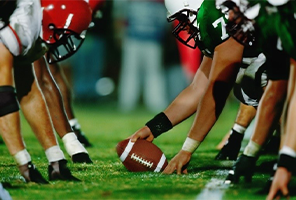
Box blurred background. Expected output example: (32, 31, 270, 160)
(59, 0, 207, 114)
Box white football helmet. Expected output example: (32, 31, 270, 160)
(164, 0, 203, 49)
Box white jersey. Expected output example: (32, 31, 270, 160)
(0, 0, 42, 57)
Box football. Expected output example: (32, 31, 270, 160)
(116, 139, 168, 172)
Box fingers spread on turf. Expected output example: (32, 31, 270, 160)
(163, 162, 177, 174)
(266, 184, 289, 200)
(176, 163, 183, 175)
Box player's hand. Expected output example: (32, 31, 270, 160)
(266, 167, 291, 200)
(129, 126, 154, 143)
(162, 150, 191, 175)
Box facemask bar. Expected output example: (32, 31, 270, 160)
(45, 28, 86, 64)
(220, 1, 257, 47)
(167, 9, 199, 49)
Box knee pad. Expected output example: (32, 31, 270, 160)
(0, 86, 20, 117)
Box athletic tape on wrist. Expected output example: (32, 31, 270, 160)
(233, 123, 246, 134)
(279, 146, 296, 158)
(243, 140, 261, 157)
(277, 153, 296, 173)
(145, 112, 173, 138)
(182, 137, 200, 153)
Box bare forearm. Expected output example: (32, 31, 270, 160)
(188, 79, 235, 141)
(164, 56, 211, 126)
(187, 38, 243, 142)
(164, 79, 206, 126)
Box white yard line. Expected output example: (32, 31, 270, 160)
(196, 170, 230, 200)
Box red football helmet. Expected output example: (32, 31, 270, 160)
(85, 0, 105, 14)
(41, 0, 92, 63)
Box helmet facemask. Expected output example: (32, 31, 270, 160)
(45, 26, 86, 64)
(167, 9, 199, 49)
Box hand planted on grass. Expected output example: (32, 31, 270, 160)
(162, 150, 191, 174)
(266, 167, 291, 200)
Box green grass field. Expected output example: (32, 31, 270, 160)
(0, 101, 295, 200)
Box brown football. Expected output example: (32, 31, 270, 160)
(116, 139, 168, 172)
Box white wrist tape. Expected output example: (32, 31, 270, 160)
(233, 123, 246, 134)
(279, 146, 296, 158)
(243, 140, 261, 157)
(182, 137, 200, 153)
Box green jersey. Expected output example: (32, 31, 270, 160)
(247, 1, 292, 80)
(256, 1, 296, 60)
(196, 0, 260, 58)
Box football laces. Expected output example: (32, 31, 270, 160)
(131, 153, 153, 168)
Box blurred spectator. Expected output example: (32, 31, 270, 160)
(113, 0, 168, 113)
(65, 2, 112, 102)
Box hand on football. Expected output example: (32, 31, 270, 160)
(162, 150, 191, 175)
(266, 167, 291, 200)
(129, 126, 154, 143)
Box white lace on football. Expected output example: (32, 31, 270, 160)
(131, 153, 153, 168)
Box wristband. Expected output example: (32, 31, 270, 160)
(145, 112, 173, 138)
(182, 137, 200, 153)
(277, 153, 296, 173)
(279, 146, 296, 157)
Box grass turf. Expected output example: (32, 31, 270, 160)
(0, 101, 295, 200)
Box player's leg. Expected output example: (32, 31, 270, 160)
(215, 103, 256, 160)
(32, 56, 92, 163)
(14, 63, 79, 181)
(48, 61, 92, 147)
(0, 43, 48, 184)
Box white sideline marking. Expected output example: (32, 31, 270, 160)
(196, 170, 230, 200)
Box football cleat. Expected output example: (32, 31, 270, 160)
(72, 152, 93, 164)
(48, 159, 80, 181)
(224, 154, 257, 184)
(72, 126, 92, 147)
(215, 130, 244, 160)
(18, 162, 49, 184)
